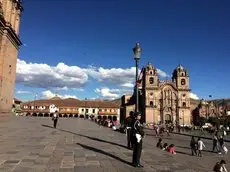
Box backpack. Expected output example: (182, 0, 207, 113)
(213, 162, 221, 172)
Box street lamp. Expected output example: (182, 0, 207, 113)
(133, 42, 142, 113)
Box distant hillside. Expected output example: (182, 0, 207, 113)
(110, 98, 121, 106)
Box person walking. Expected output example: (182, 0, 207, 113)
(132, 112, 145, 168)
(197, 137, 205, 157)
(52, 111, 59, 128)
(213, 135, 219, 153)
(190, 136, 197, 156)
(125, 111, 135, 149)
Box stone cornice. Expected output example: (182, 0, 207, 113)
(5, 23, 22, 47)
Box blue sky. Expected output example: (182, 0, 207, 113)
(15, 0, 230, 101)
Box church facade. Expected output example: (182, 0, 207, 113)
(121, 63, 191, 126)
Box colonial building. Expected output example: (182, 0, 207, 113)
(0, 0, 23, 113)
(121, 63, 191, 126)
(192, 99, 230, 124)
(21, 97, 120, 121)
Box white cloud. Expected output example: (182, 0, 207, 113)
(120, 83, 134, 88)
(95, 87, 120, 99)
(16, 59, 168, 90)
(42, 90, 78, 99)
(16, 59, 88, 89)
(55, 86, 69, 91)
(190, 92, 199, 100)
(157, 69, 169, 78)
(16, 90, 32, 94)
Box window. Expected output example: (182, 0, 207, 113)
(82, 109, 84, 112)
(183, 102, 186, 107)
(110, 109, 112, 112)
(150, 71, 153, 75)
(150, 101, 153, 107)
(183, 94, 186, 97)
(99, 109, 102, 112)
(149, 77, 154, 84)
(92, 109, 95, 113)
(181, 79, 186, 85)
(150, 92, 153, 96)
(86, 109, 88, 113)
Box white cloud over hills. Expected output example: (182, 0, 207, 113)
(190, 92, 199, 100)
(42, 90, 78, 99)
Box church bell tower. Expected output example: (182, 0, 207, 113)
(0, 0, 23, 113)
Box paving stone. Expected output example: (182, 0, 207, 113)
(12, 166, 31, 172)
(4, 160, 20, 165)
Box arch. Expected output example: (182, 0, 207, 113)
(26, 112, 31, 116)
(74, 114, 78, 118)
(90, 115, 95, 118)
(150, 101, 153, 107)
(102, 116, 107, 120)
(49, 113, 53, 117)
(149, 77, 154, 84)
(181, 78, 186, 85)
(80, 114, 84, 118)
(165, 114, 172, 124)
(58, 114, 62, 117)
(98, 115, 102, 120)
(85, 114, 89, 119)
(69, 114, 73, 118)
(108, 116, 112, 120)
(38, 113, 43, 117)
(183, 102, 186, 107)
(112, 116, 117, 121)
(44, 113, 49, 117)
(32, 113, 37, 117)
(63, 114, 68, 118)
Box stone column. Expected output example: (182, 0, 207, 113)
(10, 2, 16, 29)
(5, 0, 13, 23)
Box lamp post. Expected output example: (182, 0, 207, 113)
(133, 42, 142, 113)
(182, 110, 185, 131)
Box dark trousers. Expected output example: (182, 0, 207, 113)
(191, 147, 197, 156)
(212, 144, 219, 152)
(53, 120, 58, 128)
(132, 139, 142, 166)
(198, 150, 202, 157)
(127, 129, 133, 149)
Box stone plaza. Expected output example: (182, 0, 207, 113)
(0, 116, 229, 172)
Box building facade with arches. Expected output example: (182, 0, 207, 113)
(121, 63, 191, 126)
(20, 97, 120, 121)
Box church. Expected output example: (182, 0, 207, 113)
(120, 63, 191, 126)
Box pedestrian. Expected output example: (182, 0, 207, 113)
(197, 137, 205, 157)
(125, 111, 134, 150)
(132, 112, 145, 168)
(190, 136, 197, 156)
(168, 144, 176, 154)
(52, 111, 59, 128)
(213, 160, 228, 172)
(156, 138, 163, 149)
(213, 135, 219, 153)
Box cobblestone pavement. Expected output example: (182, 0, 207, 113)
(0, 116, 229, 172)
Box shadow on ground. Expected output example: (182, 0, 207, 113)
(77, 143, 133, 167)
(41, 124, 128, 149)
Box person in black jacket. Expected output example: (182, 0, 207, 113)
(132, 112, 145, 168)
(125, 111, 135, 149)
(190, 136, 197, 156)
